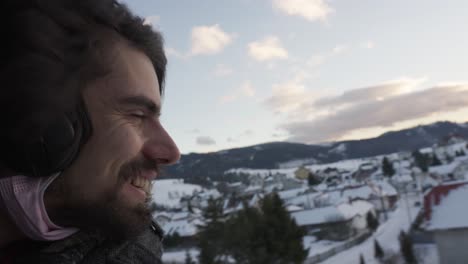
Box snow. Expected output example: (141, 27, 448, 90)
(374, 180, 398, 196)
(291, 201, 374, 227)
(286, 204, 303, 212)
(428, 185, 468, 230)
(151, 179, 203, 208)
(304, 237, 347, 257)
(337, 200, 374, 219)
(328, 143, 347, 155)
(292, 207, 347, 226)
(163, 218, 203, 237)
(319, 193, 422, 264)
(162, 248, 199, 264)
(429, 162, 458, 175)
(288, 192, 322, 208)
(392, 174, 413, 183)
(277, 187, 309, 201)
(226, 158, 375, 180)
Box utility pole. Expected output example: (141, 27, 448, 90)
(379, 187, 388, 221)
(398, 156, 412, 227)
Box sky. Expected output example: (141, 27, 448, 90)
(120, 0, 468, 154)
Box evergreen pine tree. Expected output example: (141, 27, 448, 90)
(197, 198, 225, 264)
(412, 150, 429, 172)
(399, 230, 417, 264)
(225, 193, 307, 264)
(308, 172, 321, 186)
(185, 251, 194, 264)
(359, 253, 366, 264)
(374, 239, 384, 259)
(382, 157, 395, 177)
(431, 154, 442, 166)
(366, 211, 379, 232)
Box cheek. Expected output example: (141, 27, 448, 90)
(62, 124, 144, 200)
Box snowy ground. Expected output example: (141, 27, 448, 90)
(319, 193, 426, 264)
(162, 248, 199, 264)
(151, 179, 202, 208)
(160, 193, 435, 264)
(304, 236, 347, 257)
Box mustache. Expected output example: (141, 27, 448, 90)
(119, 157, 162, 183)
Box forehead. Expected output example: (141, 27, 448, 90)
(93, 41, 161, 102)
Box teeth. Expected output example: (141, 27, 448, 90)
(131, 176, 151, 195)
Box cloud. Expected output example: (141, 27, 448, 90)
(332, 45, 348, 54)
(243, 129, 254, 136)
(248, 36, 289, 62)
(219, 81, 255, 104)
(213, 64, 234, 77)
(263, 73, 314, 114)
(279, 82, 468, 143)
(165, 47, 185, 59)
(190, 24, 233, 55)
(305, 44, 349, 69)
(273, 0, 333, 22)
(314, 77, 427, 108)
(196, 136, 216, 145)
(362, 41, 375, 49)
(186, 129, 200, 134)
(143, 15, 160, 27)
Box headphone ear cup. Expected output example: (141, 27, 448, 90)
(1, 98, 92, 177)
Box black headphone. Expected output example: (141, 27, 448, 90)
(1, 98, 92, 177)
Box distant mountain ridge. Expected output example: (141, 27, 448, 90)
(163, 121, 468, 183)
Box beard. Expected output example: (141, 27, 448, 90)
(48, 157, 159, 241)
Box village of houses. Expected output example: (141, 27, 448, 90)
(153, 137, 468, 264)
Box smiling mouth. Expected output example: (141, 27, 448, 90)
(130, 176, 152, 196)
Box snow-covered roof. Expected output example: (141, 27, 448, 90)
(264, 183, 282, 193)
(163, 218, 203, 237)
(198, 189, 221, 199)
(420, 147, 433, 154)
(153, 211, 172, 219)
(288, 192, 322, 207)
(372, 181, 398, 196)
(429, 162, 459, 175)
(392, 174, 413, 183)
(228, 182, 243, 187)
(286, 204, 303, 212)
(291, 207, 347, 226)
(249, 193, 264, 207)
(277, 187, 309, 201)
(337, 200, 374, 218)
(291, 200, 374, 226)
(428, 185, 468, 231)
(245, 185, 262, 193)
(172, 212, 190, 221)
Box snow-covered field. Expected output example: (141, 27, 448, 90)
(319, 193, 427, 264)
(151, 179, 202, 208)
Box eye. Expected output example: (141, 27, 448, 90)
(131, 111, 147, 119)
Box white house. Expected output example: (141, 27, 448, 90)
(290, 200, 375, 239)
(427, 185, 468, 264)
(429, 156, 468, 181)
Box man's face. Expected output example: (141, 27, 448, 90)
(45, 41, 180, 239)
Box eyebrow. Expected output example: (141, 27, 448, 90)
(118, 95, 161, 117)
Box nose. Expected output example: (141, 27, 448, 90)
(142, 122, 181, 166)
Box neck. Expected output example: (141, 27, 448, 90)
(0, 208, 25, 248)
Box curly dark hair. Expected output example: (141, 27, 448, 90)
(0, 0, 167, 174)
